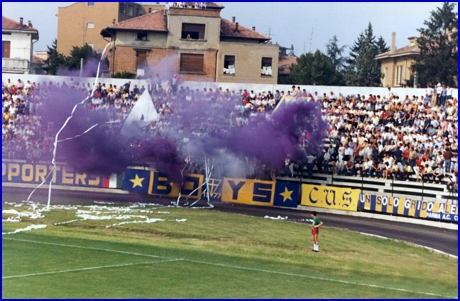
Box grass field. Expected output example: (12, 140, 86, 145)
(2, 193, 458, 298)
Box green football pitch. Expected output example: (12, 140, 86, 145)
(2, 197, 458, 298)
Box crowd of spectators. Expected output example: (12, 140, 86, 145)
(2, 76, 458, 191)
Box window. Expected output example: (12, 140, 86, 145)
(137, 32, 148, 41)
(261, 57, 273, 76)
(87, 2, 95, 7)
(383, 67, 388, 87)
(127, 5, 134, 17)
(395, 66, 402, 86)
(223, 55, 235, 74)
(180, 53, 204, 73)
(87, 22, 94, 29)
(181, 23, 205, 40)
(119, 3, 126, 14)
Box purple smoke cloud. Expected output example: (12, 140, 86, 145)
(33, 55, 327, 183)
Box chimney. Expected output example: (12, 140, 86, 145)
(148, 8, 152, 13)
(252, 26, 255, 31)
(235, 22, 239, 32)
(391, 32, 396, 52)
(408, 36, 417, 46)
(28, 20, 32, 27)
(19, 17, 23, 27)
(232, 16, 235, 23)
(112, 19, 116, 24)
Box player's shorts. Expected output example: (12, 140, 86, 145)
(311, 227, 319, 235)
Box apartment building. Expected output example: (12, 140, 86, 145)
(100, 2, 279, 84)
(56, 2, 163, 56)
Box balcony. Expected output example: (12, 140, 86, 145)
(2, 58, 30, 74)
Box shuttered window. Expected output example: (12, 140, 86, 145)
(180, 54, 204, 73)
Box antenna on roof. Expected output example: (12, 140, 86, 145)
(267, 27, 275, 38)
(308, 28, 314, 52)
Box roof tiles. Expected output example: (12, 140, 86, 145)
(2, 16, 38, 32)
(220, 18, 270, 40)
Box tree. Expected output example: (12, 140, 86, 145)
(66, 44, 100, 71)
(325, 35, 347, 72)
(344, 23, 387, 87)
(411, 2, 458, 87)
(288, 50, 344, 86)
(44, 39, 67, 75)
(376, 36, 390, 54)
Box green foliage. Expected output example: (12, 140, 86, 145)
(411, 2, 458, 87)
(287, 50, 345, 86)
(44, 39, 67, 75)
(376, 36, 390, 54)
(66, 44, 100, 71)
(345, 23, 388, 87)
(44, 41, 102, 76)
(112, 71, 136, 79)
(325, 35, 347, 72)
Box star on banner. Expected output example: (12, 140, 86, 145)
(280, 187, 293, 202)
(130, 174, 144, 188)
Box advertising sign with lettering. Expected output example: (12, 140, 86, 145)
(2, 162, 113, 187)
(122, 170, 205, 199)
(301, 184, 359, 211)
(222, 178, 275, 206)
(358, 193, 458, 223)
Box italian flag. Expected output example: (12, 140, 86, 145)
(101, 173, 124, 188)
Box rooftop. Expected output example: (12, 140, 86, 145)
(2, 16, 39, 39)
(220, 18, 270, 41)
(375, 43, 420, 60)
(101, 10, 167, 36)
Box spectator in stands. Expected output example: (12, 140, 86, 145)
(423, 164, 434, 182)
(306, 153, 316, 178)
(433, 164, 445, 184)
(402, 162, 414, 181)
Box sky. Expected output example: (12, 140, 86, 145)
(2, 2, 456, 56)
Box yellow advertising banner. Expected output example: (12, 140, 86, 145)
(301, 184, 359, 211)
(222, 178, 274, 206)
(147, 171, 203, 199)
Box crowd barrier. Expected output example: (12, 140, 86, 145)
(2, 163, 457, 223)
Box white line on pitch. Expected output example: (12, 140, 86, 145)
(359, 232, 458, 259)
(2, 259, 183, 280)
(2, 237, 171, 259)
(3, 237, 456, 298)
(184, 259, 456, 298)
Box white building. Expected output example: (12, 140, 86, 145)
(2, 16, 39, 74)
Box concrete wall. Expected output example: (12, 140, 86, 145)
(2, 32, 33, 60)
(216, 42, 279, 84)
(2, 73, 458, 100)
(166, 11, 221, 50)
(114, 31, 167, 48)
